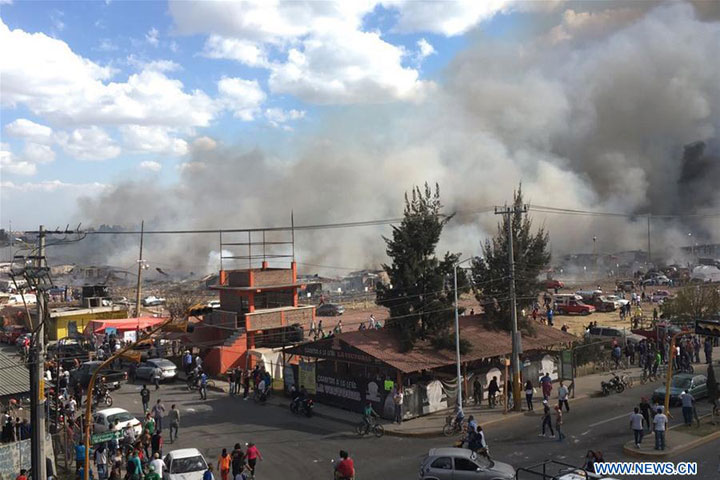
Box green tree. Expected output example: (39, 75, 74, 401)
(660, 285, 720, 322)
(376, 183, 468, 351)
(471, 185, 550, 331)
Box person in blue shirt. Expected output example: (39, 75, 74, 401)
(199, 372, 208, 400)
(203, 464, 214, 480)
(75, 443, 86, 473)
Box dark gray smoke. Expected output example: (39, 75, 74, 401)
(68, 2, 720, 274)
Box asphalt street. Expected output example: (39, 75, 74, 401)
(107, 375, 720, 480)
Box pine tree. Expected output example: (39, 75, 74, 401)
(376, 183, 467, 351)
(471, 185, 550, 331)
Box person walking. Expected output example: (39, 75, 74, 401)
(557, 382, 569, 412)
(199, 371, 208, 400)
(653, 406, 668, 451)
(151, 430, 163, 458)
(488, 376, 499, 408)
(151, 365, 162, 391)
(203, 464, 215, 480)
(524, 380, 534, 411)
(393, 386, 404, 424)
(630, 407, 645, 448)
(150, 453, 165, 477)
(705, 337, 713, 364)
(680, 391, 695, 426)
(245, 443, 262, 478)
(217, 448, 231, 480)
(539, 400, 554, 438)
(94, 444, 108, 480)
(169, 404, 180, 443)
(231, 444, 246, 479)
(639, 398, 652, 433)
(334, 450, 355, 480)
(473, 377, 483, 406)
(140, 385, 151, 413)
(554, 405, 565, 442)
(151, 399, 165, 433)
(540, 373, 552, 401)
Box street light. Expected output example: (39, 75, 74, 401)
(454, 257, 474, 410)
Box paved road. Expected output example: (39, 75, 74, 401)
(106, 375, 720, 480)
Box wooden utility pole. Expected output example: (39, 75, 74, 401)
(30, 225, 47, 480)
(134, 220, 145, 318)
(495, 204, 528, 412)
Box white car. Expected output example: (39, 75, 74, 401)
(164, 448, 208, 480)
(143, 295, 166, 306)
(206, 300, 221, 309)
(93, 408, 142, 437)
(603, 295, 629, 309)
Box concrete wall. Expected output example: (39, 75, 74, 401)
(0, 436, 54, 480)
(252, 269, 293, 287)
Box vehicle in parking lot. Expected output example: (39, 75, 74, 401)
(642, 275, 670, 286)
(93, 408, 142, 436)
(651, 374, 707, 406)
(545, 279, 564, 290)
(585, 326, 645, 345)
(315, 303, 345, 316)
(70, 361, 127, 389)
(650, 290, 671, 303)
(142, 295, 166, 306)
(164, 448, 208, 480)
(593, 296, 617, 312)
(419, 448, 514, 480)
(554, 294, 595, 315)
(1, 325, 28, 344)
(632, 322, 685, 341)
(135, 358, 177, 381)
(603, 295, 629, 309)
(617, 280, 635, 292)
(207, 300, 221, 309)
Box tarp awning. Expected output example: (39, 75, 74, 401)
(84, 317, 167, 334)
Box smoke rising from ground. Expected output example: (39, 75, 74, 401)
(72, 2, 720, 275)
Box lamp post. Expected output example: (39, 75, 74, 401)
(454, 257, 473, 410)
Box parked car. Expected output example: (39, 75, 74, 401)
(419, 448, 514, 480)
(593, 296, 617, 312)
(206, 300, 221, 309)
(617, 280, 635, 292)
(603, 295, 630, 309)
(135, 358, 177, 382)
(651, 374, 707, 406)
(164, 448, 209, 480)
(554, 294, 595, 315)
(545, 279, 564, 290)
(1, 325, 28, 344)
(650, 290, 671, 303)
(93, 408, 142, 436)
(70, 361, 127, 389)
(142, 295, 166, 307)
(315, 303, 345, 316)
(642, 275, 670, 286)
(585, 326, 646, 345)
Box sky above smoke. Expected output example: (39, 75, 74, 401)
(2, 1, 719, 275)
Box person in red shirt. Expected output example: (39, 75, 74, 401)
(16, 469, 28, 480)
(334, 450, 355, 480)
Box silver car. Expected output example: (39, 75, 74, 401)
(136, 358, 178, 381)
(419, 448, 514, 480)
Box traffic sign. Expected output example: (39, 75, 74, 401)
(91, 431, 120, 444)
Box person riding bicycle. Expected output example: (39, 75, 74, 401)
(362, 401, 378, 429)
(453, 405, 465, 429)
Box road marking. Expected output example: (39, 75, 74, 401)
(580, 430, 590, 436)
(588, 412, 629, 427)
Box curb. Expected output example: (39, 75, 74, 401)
(622, 415, 720, 459)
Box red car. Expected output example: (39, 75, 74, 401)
(1, 325, 27, 344)
(545, 279, 565, 290)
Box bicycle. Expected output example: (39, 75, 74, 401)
(442, 416, 467, 437)
(356, 420, 384, 437)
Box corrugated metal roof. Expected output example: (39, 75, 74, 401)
(0, 350, 30, 398)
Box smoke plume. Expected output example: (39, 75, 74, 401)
(70, 2, 720, 275)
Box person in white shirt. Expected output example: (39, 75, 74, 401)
(652, 406, 668, 451)
(557, 382, 569, 412)
(393, 387, 404, 424)
(629, 407, 645, 448)
(150, 452, 165, 476)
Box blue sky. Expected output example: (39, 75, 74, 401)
(1, 1, 512, 228)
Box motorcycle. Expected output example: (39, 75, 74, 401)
(92, 384, 113, 407)
(290, 397, 314, 417)
(600, 373, 625, 396)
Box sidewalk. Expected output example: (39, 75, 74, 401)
(623, 414, 720, 459)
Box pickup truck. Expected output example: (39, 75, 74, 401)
(631, 322, 684, 341)
(69, 361, 127, 390)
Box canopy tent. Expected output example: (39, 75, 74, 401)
(84, 317, 167, 334)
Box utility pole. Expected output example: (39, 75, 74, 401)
(134, 220, 145, 319)
(647, 214, 652, 265)
(30, 225, 47, 480)
(495, 204, 527, 412)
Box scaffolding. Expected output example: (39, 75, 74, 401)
(219, 213, 296, 270)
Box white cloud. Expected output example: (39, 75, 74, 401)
(121, 125, 188, 156)
(0, 19, 217, 128)
(265, 108, 305, 126)
(268, 26, 431, 104)
(0, 0, 14, 5)
(202, 35, 267, 67)
(0, 143, 36, 176)
(97, 39, 118, 51)
(146, 27, 159, 46)
(417, 38, 435, 58)
(547, 8, 646, 44)
(21, 142, 55, 164)
(4, 118, 54, 144)
(139, 160, 162, 172)
(217, 77, 266, 120)
(192, 136, 217, 151)
(177, 161, 206, 173)
(127, 56, 181, 72)
(383, 0, 511, 36)
(56, 126, 121, 161)
(0, 179, 109, 192)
